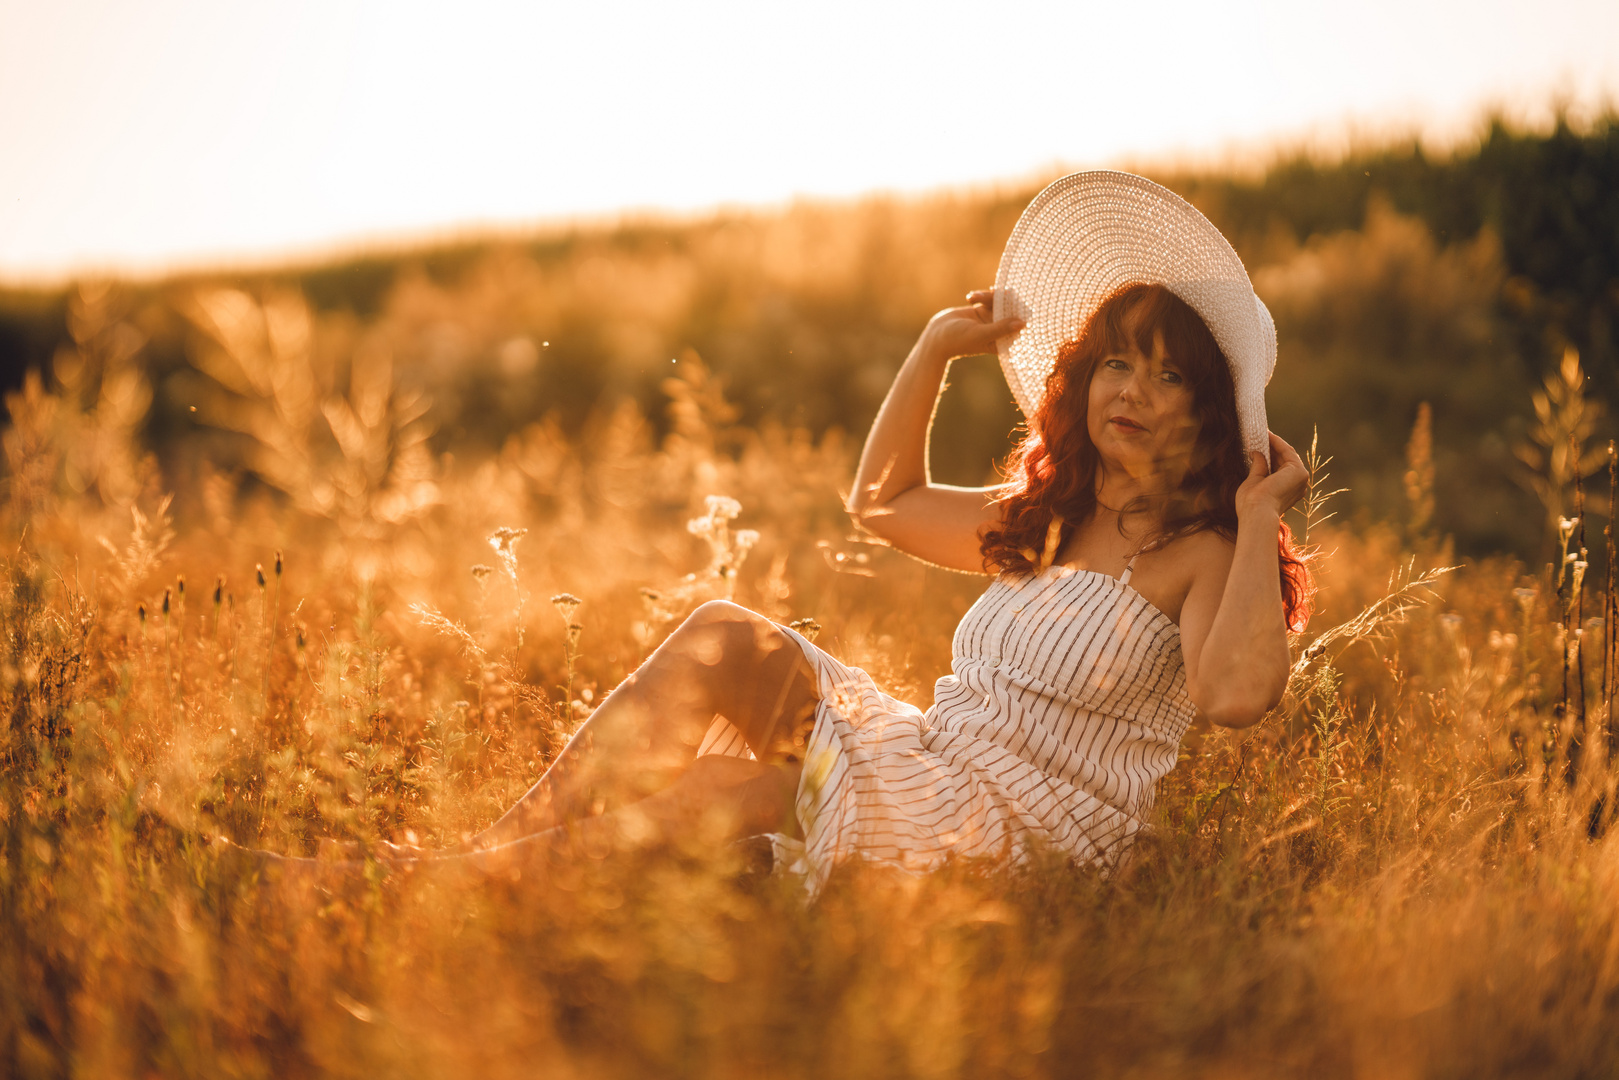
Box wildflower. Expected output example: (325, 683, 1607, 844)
(1438, 612, 1463, 635)
(274, 550, 283, 578)
(489, 527, 528, 555)
(161, 588, 171, 616)
(788, 617, 822, 643)
(551, 593, 583, 622)
(470, 564, 494, 583)
(1512, 587, 1538, 610)
(735, 529, 761, 554)
(256, 563, 266, 589)
(704, 495, 742, 521)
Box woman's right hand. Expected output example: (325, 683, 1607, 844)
(917, 289, 1025, 362)
(846, 288, 1020, 574)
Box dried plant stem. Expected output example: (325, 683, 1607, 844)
(1607, 440, 1617, 765)
(162, 591, 175, 724)
(227, 593, 239, 704)
(562, 627, 582, 710)
(1289, 560, 1454, 690)
(261, 553, 282, 710)
(173, 577, 187, 725)
(1567, 441, 1588, 789)
(1298, 426, 1347, 552)
(551, 593, 584, 712)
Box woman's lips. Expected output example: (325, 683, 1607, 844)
(1108, 416, 1147, 432)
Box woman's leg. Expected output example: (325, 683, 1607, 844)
(468, 753, 804, 878)
(469, 600, 818, 849)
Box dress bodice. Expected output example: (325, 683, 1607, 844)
(926, 566, 1196, 818)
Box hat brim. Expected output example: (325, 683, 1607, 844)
(992, 171, 1275, 456)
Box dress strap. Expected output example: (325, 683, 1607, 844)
(1119, 551, 1140, 586)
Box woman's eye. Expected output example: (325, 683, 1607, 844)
(1161, 371, 1183, 385)
(1104, 358, 1129, 371)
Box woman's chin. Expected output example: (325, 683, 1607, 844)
(1095, 434, 1153, 462)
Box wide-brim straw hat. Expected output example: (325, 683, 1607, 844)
(993, 170, 1276, 456)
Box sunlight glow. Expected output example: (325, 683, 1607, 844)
(1, 0, 1616, 281)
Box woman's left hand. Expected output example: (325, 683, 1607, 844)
(1235, 431, 1309, 519)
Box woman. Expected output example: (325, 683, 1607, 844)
(272, 172, 1311, 886)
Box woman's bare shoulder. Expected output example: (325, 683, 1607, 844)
(1162, 527, 1237, 580)
(1164, 525, 1235, 557)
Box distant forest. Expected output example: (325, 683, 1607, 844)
(2, 114, 1615, 557)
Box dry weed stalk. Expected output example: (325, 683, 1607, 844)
(551, 592, 584, 712)
(1291, 560, 1456, 691)
(1404, 401, 1436, 543)
(1296, 427, 1347, 552)
(1514, 346, 1607, 555)
(489, 526, 529, 645)
(1607, 442, 1619, 764)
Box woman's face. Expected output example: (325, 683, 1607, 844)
(1085, 314, 1202, 478)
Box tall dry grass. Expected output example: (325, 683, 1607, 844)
(4, 286, 1619, 1079)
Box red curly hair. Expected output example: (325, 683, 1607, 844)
(979, 283, 1314, 632)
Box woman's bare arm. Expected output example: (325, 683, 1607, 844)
(1177, 432, 1308, 728)
(848, 290, 1024, 573)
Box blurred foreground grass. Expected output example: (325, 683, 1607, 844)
(6, 283, 1619, 1079)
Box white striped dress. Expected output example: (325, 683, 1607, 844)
(697, 560, 1197, 886)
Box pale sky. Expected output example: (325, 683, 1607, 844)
(2, 0, 1616, 283)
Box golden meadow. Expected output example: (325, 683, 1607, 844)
(4, 119, 1619, 1077)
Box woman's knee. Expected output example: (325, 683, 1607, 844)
(671, 600, 783, 669)
(684, 599, 764, 635)
(656, 600, 816, 748)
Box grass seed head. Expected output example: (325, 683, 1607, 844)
(704, 494, 742, 521)
(489, 527, 527, 555)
